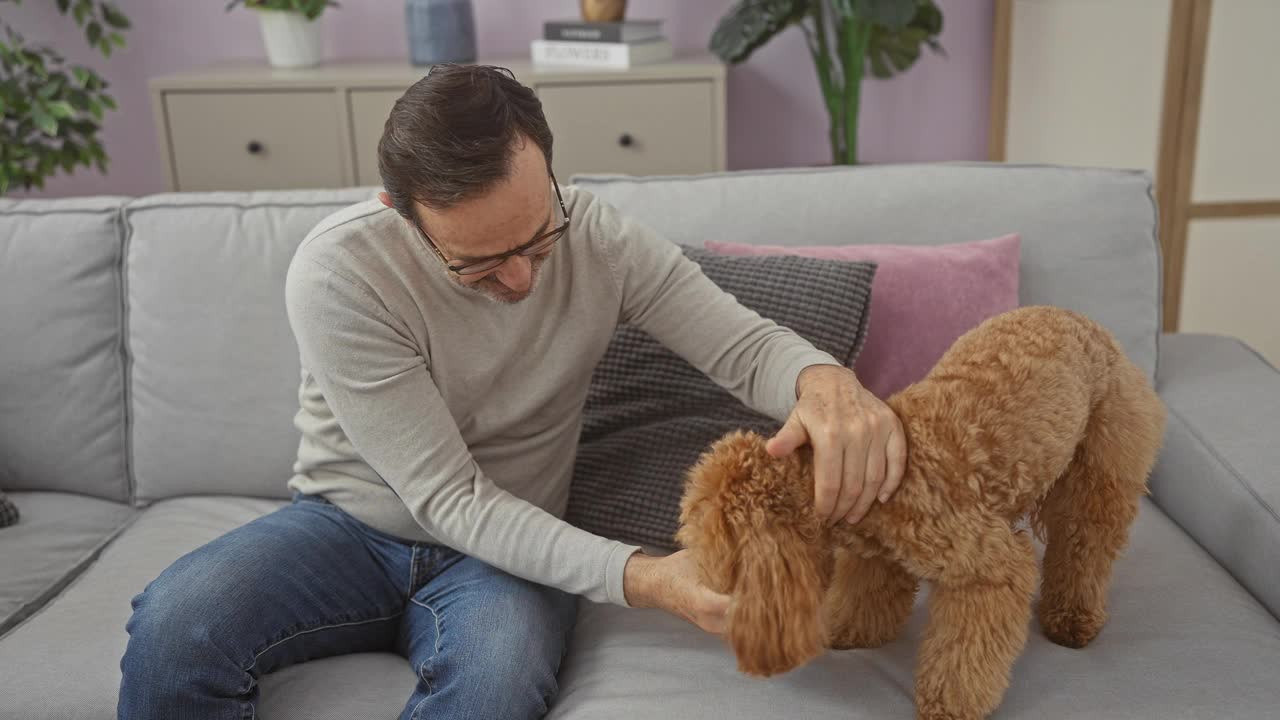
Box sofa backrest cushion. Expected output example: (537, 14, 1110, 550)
(124, 190, 376, 502)
(571, 163, 1162, 381)
(0, 198, 130, 501)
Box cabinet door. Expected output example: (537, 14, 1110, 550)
(164, 91, 345, 191)
(349, 89, 405, 188)
(535, 81, 717, 179)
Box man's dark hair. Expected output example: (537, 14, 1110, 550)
(377, 64, 554, 218)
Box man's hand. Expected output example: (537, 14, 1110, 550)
(766, 364, 906, 524)
(623, 550, 729, 634)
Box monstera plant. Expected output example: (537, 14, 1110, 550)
(711, 0, 943, 165)
(0, 0, 130, 194)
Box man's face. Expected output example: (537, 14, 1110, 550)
(390, 139, 557, 305)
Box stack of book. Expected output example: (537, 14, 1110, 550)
(531, 19, 673, 69)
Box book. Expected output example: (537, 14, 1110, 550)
(543, 19, 664, 44)
(531, 38, 674, 69)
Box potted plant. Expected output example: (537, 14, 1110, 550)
(711, 0, 943, 165)
(226, 0, 340, 69)
(0, 0, 130, 194)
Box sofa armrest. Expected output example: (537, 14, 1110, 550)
(1152, 333, 1280, 619)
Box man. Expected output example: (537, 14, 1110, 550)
(118, 65, 905, 720)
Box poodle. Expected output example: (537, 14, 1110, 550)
(676, 305, 1167, 720)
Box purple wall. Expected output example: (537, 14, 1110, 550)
(7, 0, 992, 198)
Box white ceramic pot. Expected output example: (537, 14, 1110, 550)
(257, 10, 323, 68)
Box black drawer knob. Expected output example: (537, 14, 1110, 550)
(617, 133, 634, 148)
(247, 141, 264, 155)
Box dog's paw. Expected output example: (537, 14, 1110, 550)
(826, 624, 900, 650)
(915, 701, 981, 720)
(1038, 605, 1106, 649)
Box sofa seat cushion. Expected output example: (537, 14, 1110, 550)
(547, 499, 1280, 719)
(0, 494, 416, 720)
(0, 491, 135, 636)
(4, 496, 1277, 719)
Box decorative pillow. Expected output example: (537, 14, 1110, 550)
(567, 246, 876, 550)
(705, 234, 1021, 399)
(0, 489, 18, 527)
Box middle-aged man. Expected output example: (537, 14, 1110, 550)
(117, 64, 905, 720)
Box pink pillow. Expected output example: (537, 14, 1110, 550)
(704, 234, 1021, 399)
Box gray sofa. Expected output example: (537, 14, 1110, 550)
(1, 164, 1276, 719)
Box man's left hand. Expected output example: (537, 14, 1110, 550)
(766, 364, 906, 524)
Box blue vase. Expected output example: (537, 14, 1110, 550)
(406, 0, 477, 66)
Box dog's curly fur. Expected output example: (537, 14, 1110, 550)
(676, 306, 1167, 720)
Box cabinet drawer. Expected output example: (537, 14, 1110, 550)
(349, 89, 405, 187)
(535, 81, 717, 178)
(163, 91, 345, 191)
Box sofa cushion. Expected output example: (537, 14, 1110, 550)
(571, 163, 1161, 382)
(0, 197, 130, 501)
(705, 233, 1022, 399)
(567, 247, 876, 550)
(2, 496, 1277, 719)
(124, 190, 377, 503)
(0, 495, 314, 719)
(0, 491, 135, 637)
(547, 500, 1280, 719)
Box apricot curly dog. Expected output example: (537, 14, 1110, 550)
(676, 305, 1167, 720)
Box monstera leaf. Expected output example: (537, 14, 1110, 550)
(867, 0, 943, 79)
(709, 0, 811, 64)
(707, 0, 944, 164)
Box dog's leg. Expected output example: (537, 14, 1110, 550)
(824, 548, 918, 649)
(914, 525, 1037, 720)
(1035, 359, 1165, 649)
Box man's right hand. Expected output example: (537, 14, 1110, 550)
(623, 549, 729, 635)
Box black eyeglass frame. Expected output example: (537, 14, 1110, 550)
(413, 173, 570, 276)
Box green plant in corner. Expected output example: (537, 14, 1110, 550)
(711, 0, 943, 165)
(225, 0, 340, 22)
(0, 0, 130, 194)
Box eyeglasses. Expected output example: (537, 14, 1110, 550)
(414, 174, 570, 277)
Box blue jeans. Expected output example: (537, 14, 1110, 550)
(117, 492, 578, 719)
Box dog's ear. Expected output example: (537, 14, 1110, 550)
(677, 431, 828, 677)
(677, 443, 742, 596)
(725, 518, 828, 677)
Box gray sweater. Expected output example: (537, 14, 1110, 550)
(283, 185, 839, 607)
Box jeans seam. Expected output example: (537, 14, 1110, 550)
(242, 609, 405, 719)
(408, 596, 443, 720)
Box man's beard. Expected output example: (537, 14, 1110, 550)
(460, 254, 548, 305)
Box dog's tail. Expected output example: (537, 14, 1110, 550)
(677, 431, 830, 677)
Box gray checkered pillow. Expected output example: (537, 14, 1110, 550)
(0, 489, 18, 528)
(567, 246, 876, 550)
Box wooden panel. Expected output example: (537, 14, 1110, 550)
(536, 81, 715, 179)
(1192, 0, 1280, 202)
(988, 0, 1012, 161)
(165, 91, 345, 192)
(349, 89, 405, 187)
(1179, 218, 1280, 365)
(1164, 0, 1214, 332)
(1005, 0, 1170, 173)
(1189, 201, 1280, 219)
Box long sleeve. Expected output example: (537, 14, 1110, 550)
(590, 197, 842, 423)
(285, 256, 639, 606)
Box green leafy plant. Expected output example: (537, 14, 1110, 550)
(225, 0, 340, 21)
(0, 0, 129, 194)
(711, 0, 943, 165)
